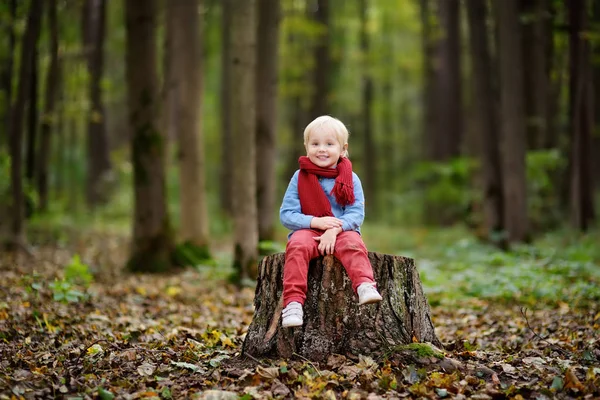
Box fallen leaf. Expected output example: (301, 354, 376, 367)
(137, 362, 156, 377)
(256, 366, 279, 379)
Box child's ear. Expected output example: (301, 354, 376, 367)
(342, 144, 349, 157)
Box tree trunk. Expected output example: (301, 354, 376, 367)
(83, 0, 111, 207)
(219, 0, 233, 215)
(282, 3, 308, 186)
(434, 0, 462, 160)
(1, 0, 17, 152)
(494, 0, 529, 243)
(256, 0, 280, 242)
(309, 0, 330, 119)
(359, 0, 377, 218)
(419, 0, 437, 161)
(593, 0, 600, 190)
(167, 0, 210, 249)
(230, 0, 258, 280)
(8, 0, 43, 249)
(38, 0, 60, 213)
(521, 0, 551, 150)
(465, 0, 505, 243)
(125, 0, 174, 272)
(25, 48, 38, 191)
(568, 0, 595, 230)
(243, 252, 441, 362)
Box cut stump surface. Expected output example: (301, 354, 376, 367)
(242, 252, 441, 362)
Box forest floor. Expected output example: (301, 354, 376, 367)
(1, 227, 599, 399)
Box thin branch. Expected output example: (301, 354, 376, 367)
(293, 352, 322, 376)
(520, 307, 569, 356)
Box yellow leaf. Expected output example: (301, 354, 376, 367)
(165, 286, 181, 297)
(220, 335, 235, 348)
(87, 344, 104, 355)
(136, 287, 147, 296)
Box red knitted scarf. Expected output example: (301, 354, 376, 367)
(298, 156, 355, 217)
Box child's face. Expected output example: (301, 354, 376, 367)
(305, 127, 347, 169)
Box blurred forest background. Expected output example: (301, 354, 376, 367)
(1, 1, 600, 397)
(0, 0, 598, 286)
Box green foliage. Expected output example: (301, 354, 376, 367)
(47, 254, 93, 303)
(363, 224, 600, 307)
(526, 149, 565, 231)
(412, 157, 478, 224)
(64, 254, 94, 287)
(172, 241, 213, 267)
(400, 343, 444, 359)
(258, 240, 285, 256)
(49, 279, 87, 303)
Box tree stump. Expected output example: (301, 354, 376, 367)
(242, 252, 441, 362)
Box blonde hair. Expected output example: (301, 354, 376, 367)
(303, 115, 350, 157)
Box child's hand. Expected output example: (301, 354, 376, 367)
(310, 217, 343, 231)
(313, 228, 341, 255)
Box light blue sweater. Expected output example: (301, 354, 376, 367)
(280, 170, 366, 236)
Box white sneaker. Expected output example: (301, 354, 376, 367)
(282, 301, 303, 327)
(357, 283, 382, 305)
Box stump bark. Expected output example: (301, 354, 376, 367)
(242, 252, 441, 362)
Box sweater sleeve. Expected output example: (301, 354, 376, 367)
(339, 173, 365, 231)
(280, 170, 313, 231)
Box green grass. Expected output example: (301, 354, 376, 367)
(362, 224, 600, 308)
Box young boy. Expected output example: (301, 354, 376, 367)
(279, 115, 382, 328)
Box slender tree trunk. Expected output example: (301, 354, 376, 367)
(166, 0, 210, 249)
(219, 0, 234, 215)
(231, 0, 258, 280)
(359, 0, 377, 218)
(256, 0, 280, 242)
(568, 0, 595, 230)
(434, 0, 462, 160)
(83, 0, 111, 207)
(1, 0, 17, 152)
(38, 0, 60, 213)
(419, 0, 437, 161)
(494, 0, 529, 243)
(25, 48, 38, 191)
(465, 0, 505, 243)
(283, 3, 308, 185)
(593, 0, 600, 189)
(309, 0, 330, 119)
(8, 0, 43, 249)
(521, 0, 551, 150)
(125, 0, 174, 272)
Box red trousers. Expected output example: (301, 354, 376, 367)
(283, 229, 375, 306)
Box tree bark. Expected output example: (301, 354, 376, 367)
(1, 0, 17, 152)
(256, 0, 280, 242)
(309, 0, 330, 119)
(494, 0, 529, 243)
(434, 0, 462, 160)
(243, 252, 441, 362)
(38, 0, 60, 213)
(167, 0, 210, 249)
(568, 0, 595, 230)
(359, 0, 377, 218)
(521, 0, 551, 150)
(25, 48, 38, 191)
(83, 0, 111, 207)
(219, 0, 233, 215)
(8, 0, 43, 248)
(465, 0, 505, 243)
(125, 0, 174, 272)
(419, 0, 437, 161)
(230, 0, 259, 280)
